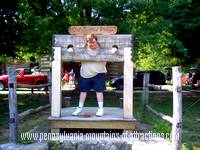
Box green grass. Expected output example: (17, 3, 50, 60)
(140, 92, 200, 150)
(1, 90, 200, 150)
(66, 90, 200, 149)
(0, 93, 49, 128)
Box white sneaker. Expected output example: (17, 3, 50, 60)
(96, 108, 104, 117)
(72, 107, 83, 116)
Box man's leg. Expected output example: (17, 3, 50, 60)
(72, 92, 87, 115)
(96, 92, 104, 116)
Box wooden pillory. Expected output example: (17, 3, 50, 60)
(48, 26, 137, 132)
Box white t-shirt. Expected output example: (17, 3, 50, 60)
(80, 61, 107, 78)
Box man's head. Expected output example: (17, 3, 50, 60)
(86, 34, 100, 50)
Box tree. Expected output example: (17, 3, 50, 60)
(16, 0, 130, 60)
(124, 0, 188, 70)
(16, 0, 68, 60)
(1, 0, 199, 70)
(169, 0, 200, 67)
(0, 0, 23, 56)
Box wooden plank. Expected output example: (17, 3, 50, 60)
(148, 84, 173, 91)
(50, 120, 136, 130)
(53, 34, 133, 62)
(62, 53, 124, 62)
(172, 66, 182, 150)
(49, 107, 136, 120)
(123, 47, 133, 119)
(41, 56, 50, 61)
(68, 26, 117, 35)
(41, 58, 49, 61)
(53, 35, 132, 48)
(17, 83, 51, 88)
(7, 62, 30, 70)
(51, 47, 62, 117)
(48, 107, 137, 129)
(146, 105, 173, 124)
(41, 62, 51, 66)
(40, 68, 51, 71)
(18, 104, 50, 120)
(7, 66, 18, 143)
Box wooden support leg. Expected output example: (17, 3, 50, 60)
(51, 47, 62, 117)
(123, 47, 133, 118)
(62, 97, 71, 107)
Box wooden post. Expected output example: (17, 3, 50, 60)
(63, 97, 71, 107)
(48, 70, 52, 104)
(123, 47, 133, 118)
(119, 98, 123, 109)
(31, 88, 34, 94)
(51, 47, 62, 117)
(7, 67, 18, 143)
(172, 66, 182, 150)
(142, 73, 150, 112)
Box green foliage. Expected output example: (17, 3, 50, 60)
(168, 0, 200, 66)
(17, 0, 69, 56)
(48, 141, 62, 150)
(18, 136, 33, 144)
(0, 55, 10, 64)
(124, 1, 188, 70)
(0, 0, 198, 69)
(0, 1, 23, 56)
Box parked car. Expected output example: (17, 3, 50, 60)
(109, 71, 166, 90)
(181, 67, 200, 89)
(0, 68, 48, 90)
(160, 67, 172, 84)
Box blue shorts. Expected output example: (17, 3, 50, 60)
(79, 73, 106, 92)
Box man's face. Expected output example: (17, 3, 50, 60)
(87, 36, 99, 49)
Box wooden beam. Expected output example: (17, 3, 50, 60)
(62, 52, 124, 62)
(7, 66, 18, 143)
(146, 105, 173, 124)
(17, 83, 51, 88)
(49, 107, 137, 130)
(18, 104, 50, 120)
(148, 84, 173, 91)
(123, 47, 133, 119)
(172, 66, 182, 150)
(51, 47, 62, 117)
(53, 34, 133, 62)
(49, 120, 136, 130)
(53, 35, 132, 48)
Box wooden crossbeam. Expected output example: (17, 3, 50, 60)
(53, 34, 133, 62)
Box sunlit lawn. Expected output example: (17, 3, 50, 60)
(0, 89, 200, 149)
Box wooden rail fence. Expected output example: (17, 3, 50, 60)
(7, 66, 52, 143)
(143, 66, 182, 150)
